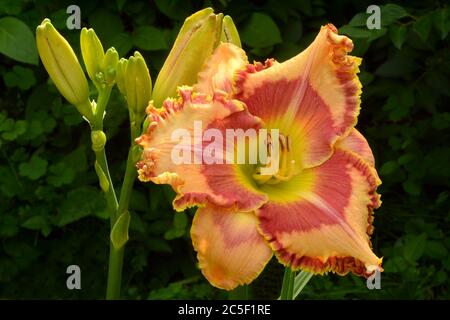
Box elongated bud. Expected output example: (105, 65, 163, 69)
(123, 52, 152, 122)
(102, 48, 119, 86)
(152, 8, 222, 107)
(91, 130, 107, 152)
(94, 161, 109, 192)
(221, 15, 241, 47)
(36, 19, 92, 119)
(116, 58, 128, 97)
(80, 28, 104, 88)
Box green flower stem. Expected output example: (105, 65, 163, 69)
(105, 119, 142, 300)
(94, 86, 112, 124)
(279, 267, 296, 300)
(116, 121, 141, 214)
(90, 86, 117, 223)
(94, 148, 118, 220)
(278, 269, 312, 300)
(89, 86, 124, 300)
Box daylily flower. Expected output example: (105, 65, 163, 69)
(136, 24, 382, 290)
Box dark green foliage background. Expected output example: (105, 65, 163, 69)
(0, 0, 449, 299)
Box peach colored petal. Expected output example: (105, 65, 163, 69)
(256, 149, 382, 276)
(194, 43, 248, 96)
(136, 87, 267, 212)
(191, 206, 272, 290)
(235, 24, 362, 169)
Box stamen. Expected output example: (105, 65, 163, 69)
(253, 133, 298, 185)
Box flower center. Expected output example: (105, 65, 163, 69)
(253, 133, 297, 185)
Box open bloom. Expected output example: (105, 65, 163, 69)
(136, 24, 382, 290)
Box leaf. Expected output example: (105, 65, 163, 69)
(19, 155, 48, 180)
(425, 241, 448, 259)
(339, 25, 371, 39)
(173, 213, 187, 229)
(0, 17, 38, 65)
(241, 13, 282, 48)
(389, 25, 408, 49)
(433, 8, 449, 40)
(375, 52, 417, 77)
(359, 71, 374, 85)
(1, 119, 27, 141)
(56, 187, 106, 226)
(381, 4, 409, 26)
(292, 271, 313, 299)
(3, 65, 36, 90)
(146, 237, 172, 253)
(398, 153, 414, 165)
(111, 32, 133, 57)
(116, 0, 127, 11)
(0, 0, 26, 15)
(0, 214, 19, 237)
(111, 211, 131, 249)
(21, 216, 48, 231)
(47, 162, 76, 187)
(88, 10, 124, 47)
(164, 228, 185, 240)
(380, 160, 398, 176)
(432, 112, 450, 130)
(133, 26, 168, 51)
(403, 234, 427, 262)
(413, 14, 432, 41)
(367, 27, 388, 41)
(63, 146, 88, 173)
(0, 166, 22, 198)
(348, 12, 368, 27)
(155, 0, 192, 20)
(403, 179, 421, 196)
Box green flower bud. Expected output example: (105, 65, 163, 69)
(91, 130, 107, 152)
(80, 28, 105, 89)
(221, 15, 241, 47)
(102, 48, 119, 86)
(152, 8, 223, 107)
(36, 19, 92, 119)
(116, 58, 128, 97)
(123, 52, 152, 122)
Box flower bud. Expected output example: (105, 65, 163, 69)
(122, 52, 152, 122)
(91, 130, 107, 152)
(102, 48, 119, 86)
(80, 28, 105, 89)
(152, 8, 222, 107)
(221, 15, 241, 47)
(116, 58, 128, 97)
(36, 19, 92, 119)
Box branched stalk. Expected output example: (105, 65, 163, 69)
(89, 85, 137, 300)
(106, 119, 141, 299)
